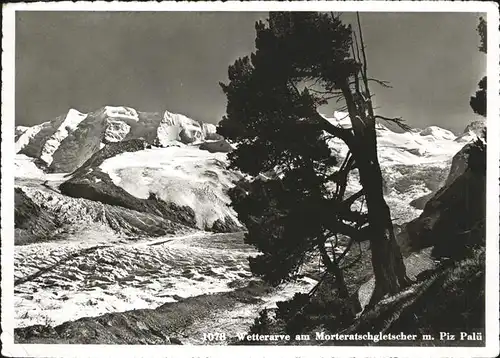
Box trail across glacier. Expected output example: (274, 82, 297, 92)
(14, 231, 316, 331)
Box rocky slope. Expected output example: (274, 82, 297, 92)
(409, 120, 485, 209)
(397, 138, 486, 257)
(16, 185, 195, 244)
(326, 250, 485, 346)
(15, 108, 471, 234)
(15, 187, 60, 245)
(58, 139, 199, 230)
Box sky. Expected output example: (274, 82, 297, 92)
(15, 11, 486, 133)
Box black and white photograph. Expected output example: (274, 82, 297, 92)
(2, 2, 499, 357)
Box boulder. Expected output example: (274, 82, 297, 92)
(445, 141, 477, 186)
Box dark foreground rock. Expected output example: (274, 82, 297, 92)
(409, 140, 482, 209)
(409, 192, 434, 210)
(329, 250, 485, 346)
(455, 120, 486, 142)
(398, 139, 486, 258)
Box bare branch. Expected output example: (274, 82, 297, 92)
(308, 77, 322, 88)
(368, 78, 393, 88)
(352, 30, 364, 78)
(295, 112, 352, 144)
(330, 11, 341, 22)
(336, 157, 354, 200)
(308, 88, 338, 95)
(340, 249, 363, 270)
(349, 78, 392, 89)
(286, 80, 354, 146)
(308, 270, 329, 297)
(336, 112, 350, 121)
(356, 12, 378, 121)
(350, 42, 357, 63)
(318, 95, 342, 102)
(341, 211, 369, 228)
(356, 13, 368, 76)
(288, 80, 302, 98)
(375, 115, 412, 132)
(337, 237, 355, 262)
(341, 189, 364, 208)
(324, 220, 369, 243)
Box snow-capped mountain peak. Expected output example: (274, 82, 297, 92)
(321, 111, 467, 176)
(40, 109, 88, 166)
(15, 106, 218, 173)
(418, 126, 456, 140)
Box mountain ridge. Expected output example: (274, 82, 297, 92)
(16, 106, 219, 173)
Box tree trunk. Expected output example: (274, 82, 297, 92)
(352, 132, 411, 307)
(337, 79, 410, 307)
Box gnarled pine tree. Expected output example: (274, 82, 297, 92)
(219, 12, 410, 306)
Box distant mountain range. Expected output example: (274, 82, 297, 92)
(15, 106, 221, 173)
(15, 106, 484, 233)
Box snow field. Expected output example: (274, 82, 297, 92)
(99, 146, 242, 229)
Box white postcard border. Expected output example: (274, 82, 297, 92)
(2, 2, 499, 357)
